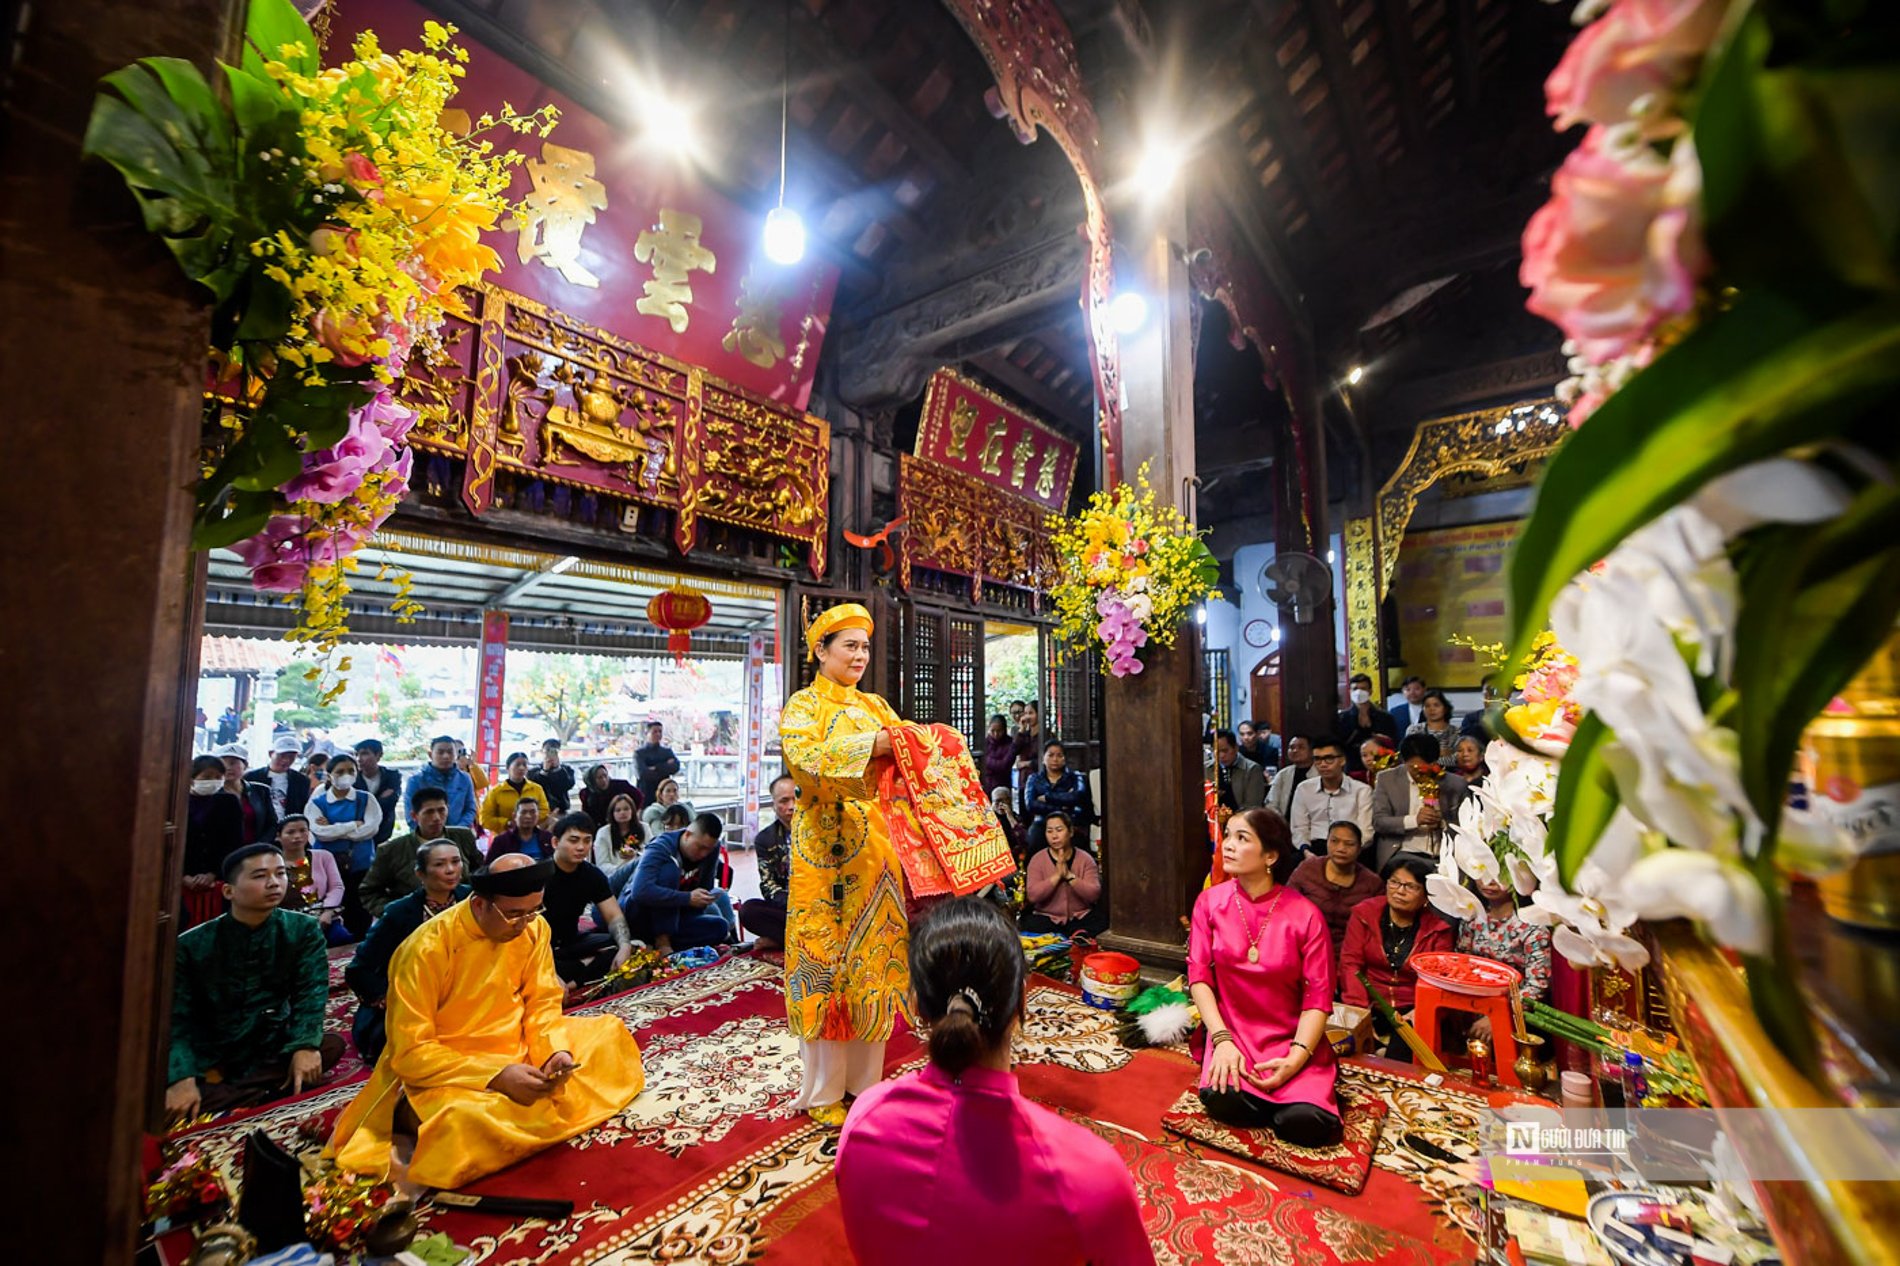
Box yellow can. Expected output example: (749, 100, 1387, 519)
(1803, 633, 1900, 930)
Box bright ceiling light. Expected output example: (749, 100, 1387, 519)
(1133, 141, 1183, 196)
(763, 205, 805, 265)
(1109, 290, 1148, 335)
(1195, 605, 1208, 625)
(1347, 365, 1365, 385)
(548, 555, 580, 575)
(632, 83, 697, 158)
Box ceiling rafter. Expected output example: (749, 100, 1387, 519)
(788, 5, 970, 188)
(1278, 0, 1385, 192)
(1373, 0, 1430, 154)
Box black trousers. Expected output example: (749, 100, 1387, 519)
(1198, 1087, 1345, 1149)
(553, 930, 618, 984)
(1018, 906, 1110, 938)
(738, 896, 787, 945)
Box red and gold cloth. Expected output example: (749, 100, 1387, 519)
(878, 723, 1016, 898)
(1161, 1086, 1388, 1195)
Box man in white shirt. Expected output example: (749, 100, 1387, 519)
(1286, 738, 1371, 854)
(1388, 675, 1427, 733)
(245, 734, 309, 819)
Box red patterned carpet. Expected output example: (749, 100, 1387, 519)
(175, 957, 1498, 1264)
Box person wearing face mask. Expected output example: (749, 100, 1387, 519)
(1333, 672, 1399, 773)
(308, 754, 383, 936)
(184, 755, 246, 929)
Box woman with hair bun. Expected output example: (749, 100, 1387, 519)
(836, 897, 1153, 1266)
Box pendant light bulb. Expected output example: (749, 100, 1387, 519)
(762, 0, 804, 266)
(763, 205, 806, 265)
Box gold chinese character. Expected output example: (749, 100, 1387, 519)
(945, 399, 978, 460)
(721, 267, 787, 368)
(976, 417, 1008, 476)
(1010, 432, 1036, 488)
(507, 143, 608, 288)
(1034, 445, 1060, 499)
(633, 209, 717, 333)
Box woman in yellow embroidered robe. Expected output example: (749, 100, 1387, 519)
(326, 901, 643, 1189)
(780, 604, 912, 1123)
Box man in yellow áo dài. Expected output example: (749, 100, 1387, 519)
(326, 853, 644, 1190)
(780, 603, 913, 1128)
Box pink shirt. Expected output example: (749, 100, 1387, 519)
(837, 1063, 1154, 1266)
(1187, 880, 1340, 1114)
(1025, 846, 1102, 924)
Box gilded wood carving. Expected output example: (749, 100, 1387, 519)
(396, 283, 829, 577)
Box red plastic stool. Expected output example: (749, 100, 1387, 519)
(1413, 982, 1521, 1087)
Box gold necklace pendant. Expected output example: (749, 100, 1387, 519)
(1247, 945, 1260, 963)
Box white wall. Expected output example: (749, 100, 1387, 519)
(1221, 533, 1348, 725)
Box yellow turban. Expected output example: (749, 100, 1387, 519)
(805, 602, 874, 659)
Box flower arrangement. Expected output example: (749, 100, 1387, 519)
(84, 0, 553, 690)
(1504, 0, 1899, 1070)
(1048, 464, 1219, 676)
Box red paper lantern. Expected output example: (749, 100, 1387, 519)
(648, 587, 712, 663)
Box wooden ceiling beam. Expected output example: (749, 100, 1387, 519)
(788, 6, 970, 189)
(967, 349, 1093, 433)
(1374, 0, 1431, 153)
(1278, 0, 1385, 193)
(1233, 17, 1333, 247)
(1446, 0, 1485, 114)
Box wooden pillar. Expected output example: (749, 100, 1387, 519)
(1274, 355, 1341, 744)
(1100, 190, 1207, 969)
(0, 1, 234, 1260)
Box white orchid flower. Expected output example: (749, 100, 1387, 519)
(1692, 458, 1852, 539)
(1522, 811, 1653, 971)
(1600, 731, 1751, 856)
(1617, 848, 1770, 956)
(1427, 842, 1485, 921)
(1427, 871, 1485, 923)
(1554, 569, 1762, 851)
(1508, 809, 1550, 861)
(1608, 506, 1737, 679)
(1452, 823, 1502, 885)
(1507, 854, 1541, 897)
(1490, 745, 1559, 823)
(1122, 590, 1154, 623)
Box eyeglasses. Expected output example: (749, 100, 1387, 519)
(1386, 880, 1424, 895)
(490, 904, 546, 924)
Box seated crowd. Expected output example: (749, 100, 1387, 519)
(173, 727, 750, 1120)
(172, 694, 1542, 1215)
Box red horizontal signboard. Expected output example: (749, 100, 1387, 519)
(914, 370, 1080, 512)
(331, 0, 839, 410)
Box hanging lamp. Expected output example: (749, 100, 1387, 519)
(762, 0, 805, 265)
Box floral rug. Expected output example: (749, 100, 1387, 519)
(167, 964, 1481, 1264)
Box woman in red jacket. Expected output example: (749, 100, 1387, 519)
(1338, 853, 1454, 1059)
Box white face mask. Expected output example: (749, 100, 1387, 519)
(331, 773, 356, 791)
(190, 779, 223, 796)
(1350, 688, 1371, 706)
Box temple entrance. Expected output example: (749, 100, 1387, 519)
(200, 530, 785, 841)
